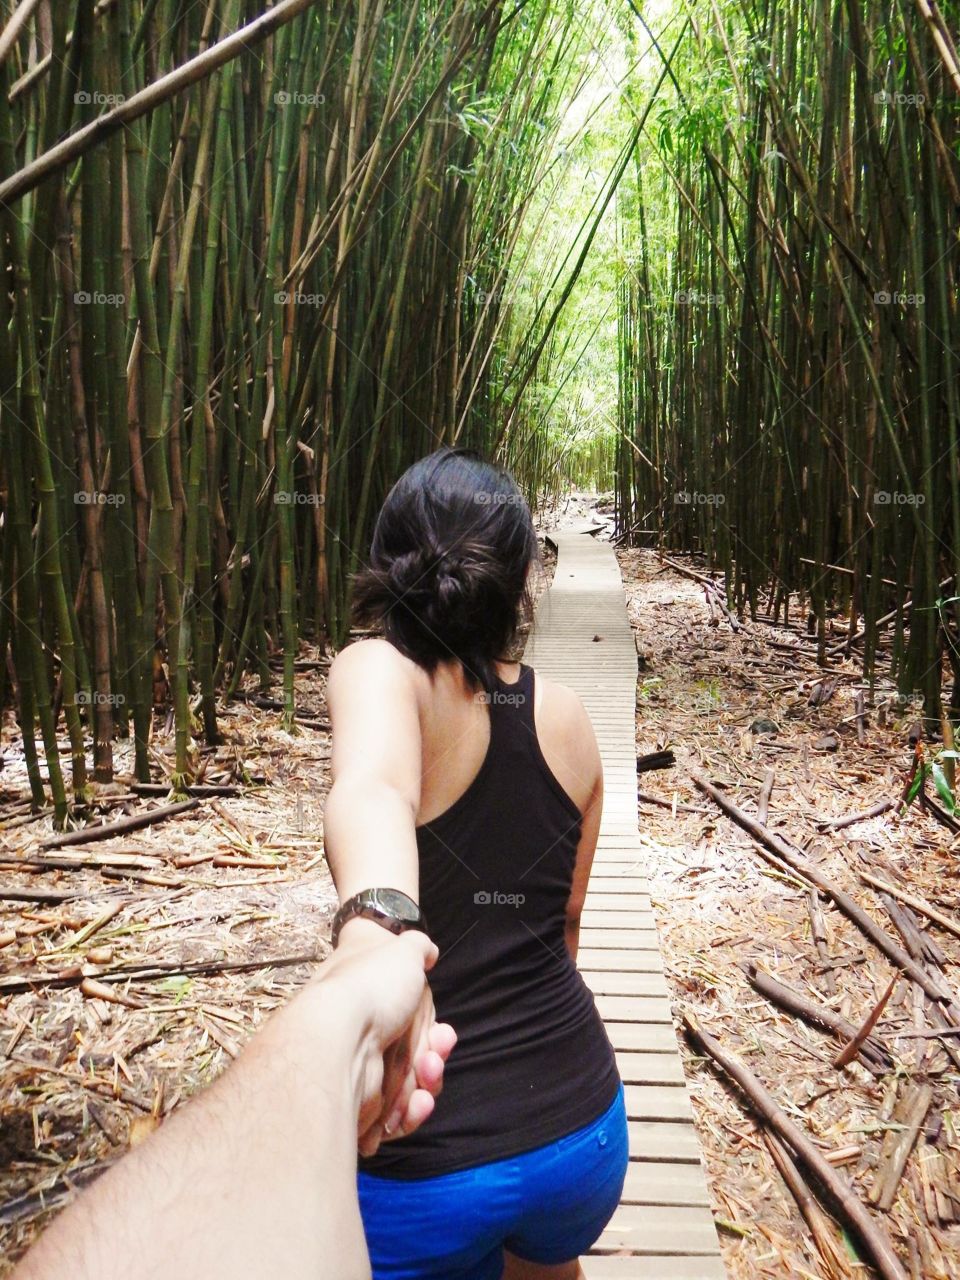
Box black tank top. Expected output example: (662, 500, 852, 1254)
(358, 662, 620, 1179)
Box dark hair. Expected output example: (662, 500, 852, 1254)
(351, 447, 539, 692)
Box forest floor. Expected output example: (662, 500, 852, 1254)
(1, 519, 958, 1277)
(617, 544, 960, 1280)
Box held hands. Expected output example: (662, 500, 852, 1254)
(323, 922, 457, 1156)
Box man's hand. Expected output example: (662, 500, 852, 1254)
(318, 926, 456, 1155)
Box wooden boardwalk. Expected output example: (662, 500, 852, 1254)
(524, 528, 726, 1279)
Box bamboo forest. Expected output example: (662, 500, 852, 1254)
(1, 2, 959, 1278)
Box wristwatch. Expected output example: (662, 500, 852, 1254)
(331, 887, 428, 949)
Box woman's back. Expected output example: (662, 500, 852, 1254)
(354, 652, 619, 1178)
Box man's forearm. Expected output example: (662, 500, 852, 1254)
(13, 983, 372, 1280)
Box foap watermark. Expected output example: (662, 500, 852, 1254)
(274, 290, 326, 307)
(874, 290, 925, 306)
(474, 890, 525, 908)
(274, 491, 324, 505)
(74, 290, 125, 307)
(675, 490, 725, 506)
(475, 689, 526, 707)
(674, 288, 724, 307)
(874, 89, 925, 107)
(74, 89, 126, 107)
(74, 491, 125, 506)
(77, 690, 126, 707)
(274, 90, 326, 107)
(874, 490, 925, 506)
(473, 492, 526, 506)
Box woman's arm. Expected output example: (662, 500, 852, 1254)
(565, 742, 602, 962)
(323, 638, 423, 938)
(322, 638, 437, 1147)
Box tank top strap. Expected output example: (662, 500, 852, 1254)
(487, 661, 535, 733)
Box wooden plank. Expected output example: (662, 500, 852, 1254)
(588, 877, 651, 892)
(584, 892, 652, 910)
(629, 1120, 704, 1162)
(580, 948, 664, 971)
(615, 1050, 686, 1084)
(625, 1083, 694, 1121)
(583, 970, 670, 997)
(582, 911, 657, 930)
(605, 1022, 681, 1052)
(622, 1158, 713, 1206)
(579, 929, 660, 949)
(594, 994, 673, 1023)
(597, 1204, 722, 1254)
(583, 1253, 726, 1278)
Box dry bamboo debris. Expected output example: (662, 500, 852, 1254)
(691, 775, 960, 1014)
(869, 1083, 934, 1212)
(39, 799, 200, 851)
(742, 962, 892, 1071)
(881, 897, 948, 969)
(682, 1010, 910, 1280)
(0, 951, 317, 996)
(660, 557, 740, 631)
(762, 1132, 857, 1278)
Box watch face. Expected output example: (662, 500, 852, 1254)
(372, 888, 421, 924)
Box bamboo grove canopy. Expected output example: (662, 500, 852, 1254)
(1, 0, 959, 824)
(0, 0, 596, 820)
(614, 0, 960, 727)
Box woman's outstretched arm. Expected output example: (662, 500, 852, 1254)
(11, 931, 455, 1280)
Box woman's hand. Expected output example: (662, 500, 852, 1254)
(324, 922, 456, 1155)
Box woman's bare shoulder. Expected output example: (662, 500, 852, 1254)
(530, 669, 601, 797)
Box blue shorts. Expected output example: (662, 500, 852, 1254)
(357, 1083, 628, 1280)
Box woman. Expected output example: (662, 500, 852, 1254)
(324, 447, 627, 1280)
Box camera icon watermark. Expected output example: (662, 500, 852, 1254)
(74, 290, 125, 307)
(475, 689, 526, 707)
(74, 491, 125, 506)
(674, 490, 725, 506)
(274, 91, 326, 107)
(76, 690, 126, 706)
(674, 288, 724, 306)
(474, 890, 526, 907)
(874, 89, 924, 106)
(473, 492, 525, 506)
(274, 290, 326, 307)
(874, 290, 924, 306)
(74, 90, 126, 107)
(874, 490, 925, 506)
(274, 491, 324, 505)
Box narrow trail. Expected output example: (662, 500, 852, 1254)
(525, 527, 725, 1278)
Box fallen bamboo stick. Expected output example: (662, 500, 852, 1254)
(40, 799, 200, 850)
(0, 887, 78, 903)
(860, 872, 960, 942)
(743, 962, 890, 1069)
(869, 1083, 933, 1211)
(763, 1132, 856, 1278)
(636, 790, 706, 814)
(692, 774, 957, 1008)
(682, 1009, 909, 1280)
(757, 768, 774, 827)
(818, 800, 893, 830)
(832, 972, 900, 1069)
(0, 951, 317, 996)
